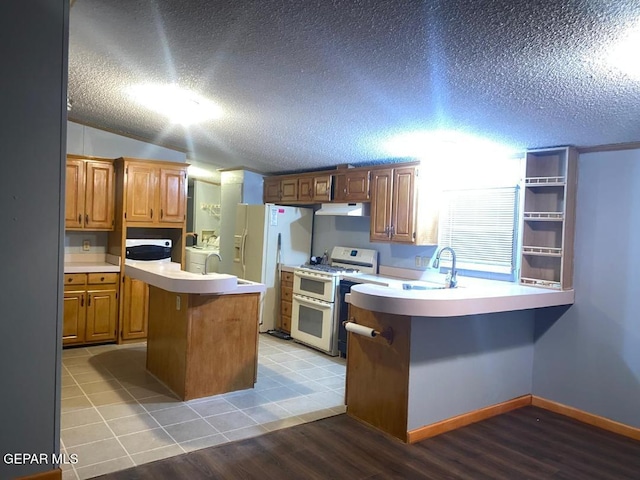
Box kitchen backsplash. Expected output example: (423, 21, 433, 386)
(65, 231, 109, 255)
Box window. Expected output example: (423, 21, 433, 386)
(432, 155, 523, 278)
(438, 186, 519, 275)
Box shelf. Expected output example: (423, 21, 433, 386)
(523, 212, 564, 221)
(520, 277, 562, 289)
(523, 246, 562, 257)
(525, 176, 565, 186)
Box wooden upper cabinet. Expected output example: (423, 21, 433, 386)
(280, 178, 299, 202)
(159, 167, 187, 223)
(334, 169, 370, 202)
(119, 158, 187, 226)
(263, 177, 282, 203)
(369, 164, 437, 245)
(312, 174, 332, 202)
(390, 166, 417, 243)
(298, 176, 313, 203)
(65, 159, 85, 229)
(65, 156, 114, 231)
(125, 163, 156, 223)
(84, 161, 115, 229)
(370, 168, 394, 242)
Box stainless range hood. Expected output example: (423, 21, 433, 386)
(314, 203, 370, 216)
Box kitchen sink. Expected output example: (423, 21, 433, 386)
(401, 282, 453, 290)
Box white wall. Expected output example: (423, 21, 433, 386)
(67, 121, 187, 162)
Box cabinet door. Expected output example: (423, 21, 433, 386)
(280, 178, 298, 202)
(263, 178, 281, 203)
(63, 290, 86, 345)
(298, 176, 313, 203)
(121, 276, 149, 341)
(390, 166, 417, 243)
(159, 167, 186, 223)
(312, 175, 332, 202)
(65, 159, 85, 229)
(344, 170, 370, 201)
(369, 168, 393, 242)
(84, 161, 114, 230)
(125, 164, 156, 222)
(85, 288, 118, 342)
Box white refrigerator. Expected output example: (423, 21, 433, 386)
(234, 203, 313, 333)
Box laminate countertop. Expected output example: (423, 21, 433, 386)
(124, 260, 266, 295)
(347, 274, 574, 317)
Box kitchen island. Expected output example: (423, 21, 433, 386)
(125, 261, 266, 400)
(345, 276, 574, 443)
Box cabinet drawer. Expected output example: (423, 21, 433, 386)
(88, 273, 119, 285)
(281, 271, 294, 283)
(281, 315, 291, 333)
(281, 300, 292, 317)
(64, 274, 86, 286)
(281, 285, 293, 302)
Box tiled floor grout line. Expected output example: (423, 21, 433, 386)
(61, 337, 346, 478)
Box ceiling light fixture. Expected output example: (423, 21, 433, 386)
(605, 20, 640, 80)
(126, 84, 223, 126)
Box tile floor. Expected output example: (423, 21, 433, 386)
(60, 334, 346, 479)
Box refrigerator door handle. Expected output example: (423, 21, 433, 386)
(241, 231, 247, 276)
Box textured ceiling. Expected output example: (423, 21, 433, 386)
(68, 0, 640, 173)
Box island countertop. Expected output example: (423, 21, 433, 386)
(348, 276, 574, 317)
(125, 260, 266, 295)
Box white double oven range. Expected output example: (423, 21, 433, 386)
(291, 246, 377, 356)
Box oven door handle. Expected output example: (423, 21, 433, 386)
(293, 294, 333, 309)
(294, 271, 334, 283)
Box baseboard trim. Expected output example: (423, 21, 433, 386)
(16, 467, 62, 480)
(532, 395, 640, 441)
(407, 394, 532, 443)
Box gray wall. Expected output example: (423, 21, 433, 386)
(0, 1, 67, 477)
(533, 148, 640, 428)
(408, 311, 534, 430)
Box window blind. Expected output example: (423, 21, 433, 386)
(438, 186, 518, 274)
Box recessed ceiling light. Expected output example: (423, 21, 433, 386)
(126, 84, 223, 126)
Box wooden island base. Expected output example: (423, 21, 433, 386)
(146, 286, 260, 401)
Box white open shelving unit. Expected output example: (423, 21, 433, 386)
(520, 146, 578, 290)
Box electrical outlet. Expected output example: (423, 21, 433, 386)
(415, 255, 421, 267)
(82, 240, 90, 251)
(421, 256, 430, 267)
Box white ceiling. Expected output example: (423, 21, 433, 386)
(68, 1, 640, 174)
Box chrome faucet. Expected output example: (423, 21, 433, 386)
(433, 247, 457, 288)
(203, 252, 222, 275)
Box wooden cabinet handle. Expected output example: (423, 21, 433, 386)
(85, 214, 89, 224)
(150, 208, 153, 219)
(161, 208, 164, 219)
(87, 295, 91, 307)
(80, 296, 84, 307)
(78, 214, 82, 224)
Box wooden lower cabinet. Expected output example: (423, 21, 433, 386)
(120, 275, 149, 342)
(63, 273, 118, 346)
(279, 271, 294, 333)
(146, 287, 260, 400)
(346, 305, 410, 441)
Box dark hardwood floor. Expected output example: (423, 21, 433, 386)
(97, 406, 640, 479)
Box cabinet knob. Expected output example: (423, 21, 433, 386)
(68, 278, 73, 282)
(100, 276, 105, 281)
